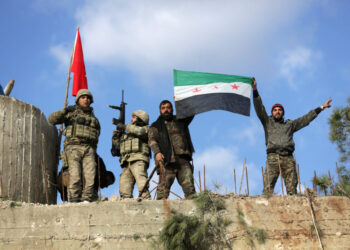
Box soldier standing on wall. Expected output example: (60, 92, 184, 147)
(57, 154, 115, 202)
(48, 89, 100, 203)
(111, 110, 151, 199)
(252, 78, 332, 195)
(148, 100, 196, 199)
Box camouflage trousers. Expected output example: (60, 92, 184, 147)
(263, 153, 297, 195)
(119, 160, 151, 199)
(65, 144, 97, 202)
(156, 158, 196, 200)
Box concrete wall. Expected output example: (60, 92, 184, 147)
(0, 96, 58, 204)
(0, 196, 349, 249)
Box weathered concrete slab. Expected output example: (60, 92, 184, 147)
(0, 196, 349, 249)
(0, 96, 58, 204)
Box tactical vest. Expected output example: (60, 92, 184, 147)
(63, 107, 100, 146)
(120, 134, 149, 156)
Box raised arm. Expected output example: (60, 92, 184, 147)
(48, 108, 68, 125)
(125, 124, 149, 140)
(252, 78, 269, 126)
(179, 115, 194, 126)
(293, 98, 332, 132)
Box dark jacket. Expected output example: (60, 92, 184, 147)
(149, 115, 194, 164)
(253, 90, 320, 155)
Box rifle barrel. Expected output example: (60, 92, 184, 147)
(108, 105, 121, 110)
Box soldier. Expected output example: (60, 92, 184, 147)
(48, 89, 100, 202)
(252, 78, 331, 195)
(111, 110, 151, 199)
(57, 154, 115, 202)
(149, 100, 196, 199)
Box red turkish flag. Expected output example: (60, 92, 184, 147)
(71, 28, 88, 96)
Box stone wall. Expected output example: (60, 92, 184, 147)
(0, 196, 349, 249)
(0, 96, 58, 204)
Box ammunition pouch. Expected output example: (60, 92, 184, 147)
(63, 112, 100, 144)
(120, 135, 149, 156)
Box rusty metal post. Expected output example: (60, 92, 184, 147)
(234, 168, 237, 195)
(149, 185, 158, 198)
(203, 165, 206, 191)
(239, 158, 246, 195)
(199, 170, 202, 192)
(328, 170, 335, 195)
(245, 166, 249, 196)
(151, 180, 183, 199)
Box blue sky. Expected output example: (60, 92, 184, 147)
(1, 0, 349, 200)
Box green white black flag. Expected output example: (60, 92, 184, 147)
(174, 69, 252, 118)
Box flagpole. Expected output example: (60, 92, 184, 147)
(58, 46, 74, 142)
(57, 43, 74, 203)
(64, 48, 74, 107)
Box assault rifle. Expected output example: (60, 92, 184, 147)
(109, 90, 127, 157)
(108, 90, 127, 132)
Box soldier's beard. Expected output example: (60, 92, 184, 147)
(273, 115, 283, 121)
(161, 113, 173, 121)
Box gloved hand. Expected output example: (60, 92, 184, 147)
(65, 105, 76, 113)
(116, 123, 126, 131)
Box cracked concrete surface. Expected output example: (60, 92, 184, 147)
(0, 196, 349, 249)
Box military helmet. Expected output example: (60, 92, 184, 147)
(132, 110, 149, 125)
(75, 89, 94, 104)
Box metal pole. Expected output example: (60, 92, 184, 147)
(305, 185, 324, 250)
(139, 164, 158, 198)
(199, 170, 202, 192)
(239, 158, 246, 195)
(152, 180, 183, 199)
(57, 44, 74, 203)
(328, 170, 334, 195)
(245, 166, 249, 196)
(294, 154, 302, 194)
(149, 185, 158, 195)
(203, 165, 206, 191)
(58, 46, 74, 144)
(194, 178, 200, 190)
(234, 168, 237, 195)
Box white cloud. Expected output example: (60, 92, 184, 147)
(193, 145, 261, 194)
(231, 119, 261, 145)
(51, 0, 313, 85)
(280, 46, 322, 89)
(50, 44, 71, 71)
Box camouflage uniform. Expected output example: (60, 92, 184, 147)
(57, 153, 115, 201)
(149, 115, 195, 199)
(48, 89, 100, 202)
(112, 110, 151, 199)
(253, 90, 322, 195)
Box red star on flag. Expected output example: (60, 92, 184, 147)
(213, 85, 219, 89)
(231, 84, 239, 90)
(193, 88, 201, 93)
